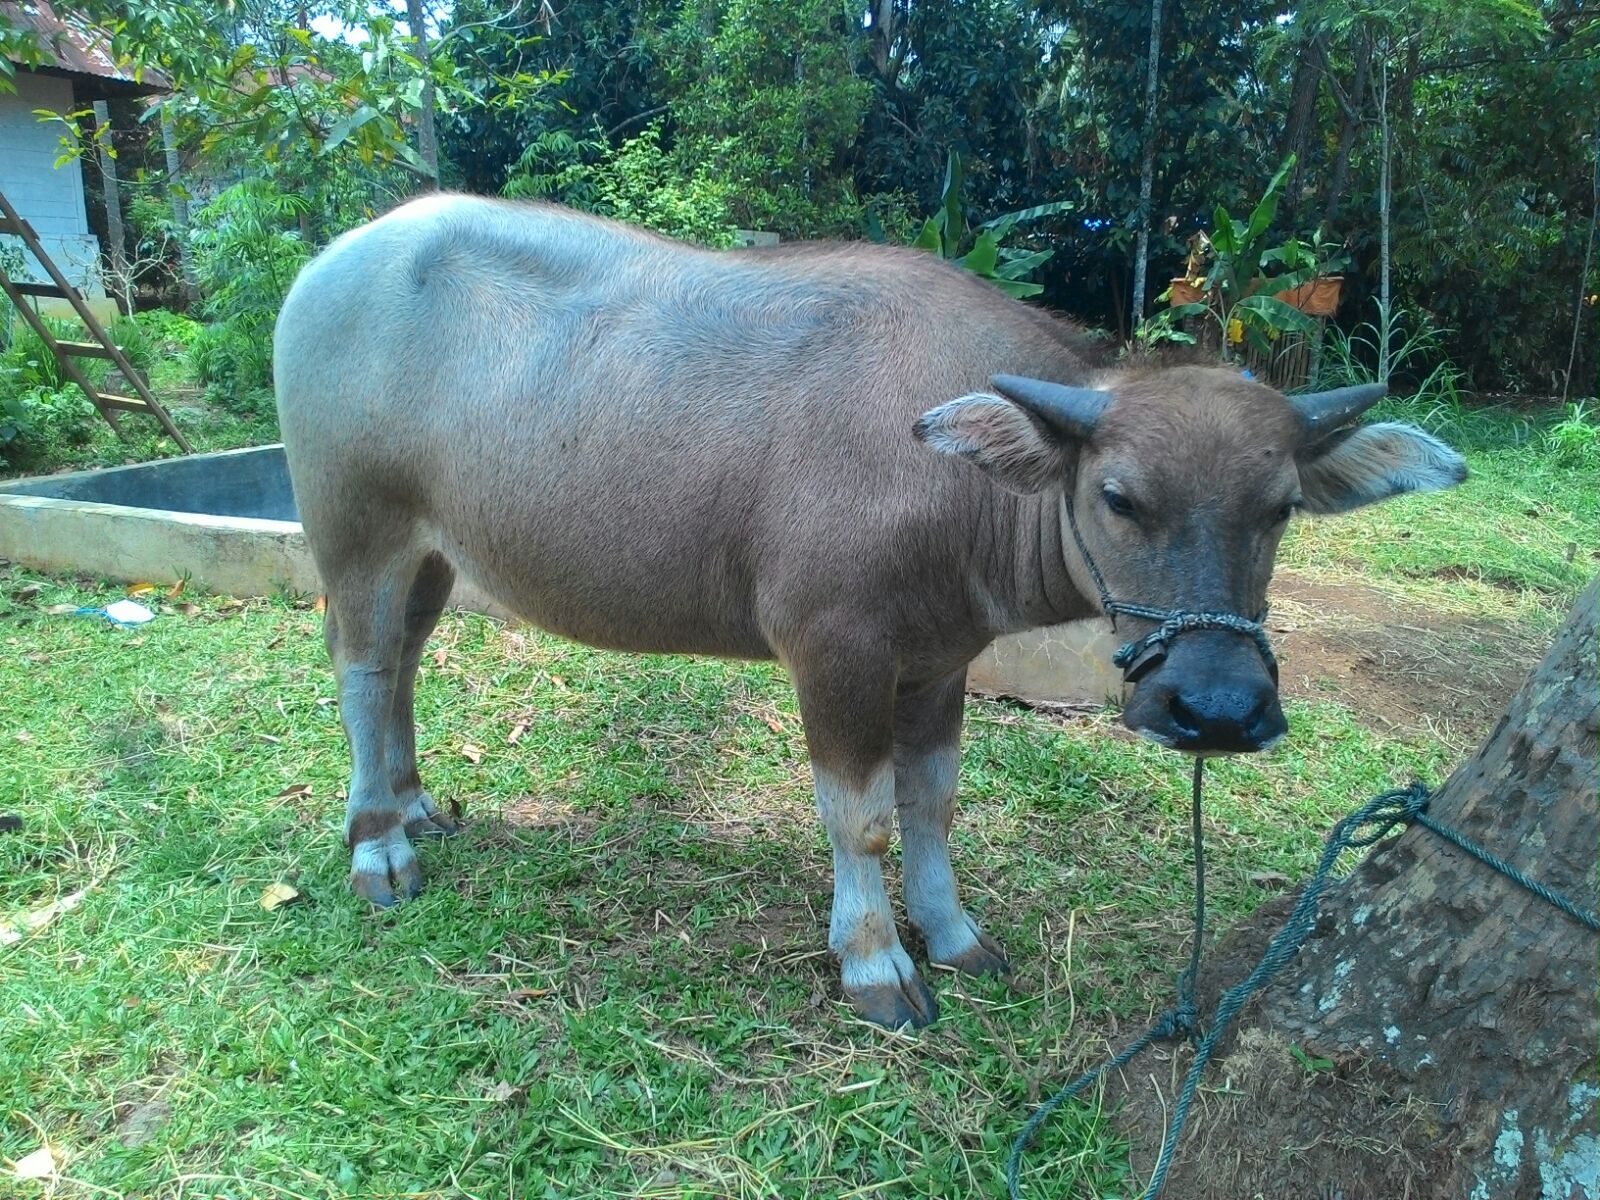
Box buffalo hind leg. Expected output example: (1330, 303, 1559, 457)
(323, 546, 426, 906)
(790, 627, 937, 1029)
(388, 551, 458, 839)
(896, 671, 1009, 977)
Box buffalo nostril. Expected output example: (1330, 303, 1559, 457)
(1167, 683, 1284, 752)
(1247, 694, 1289, 747)
(1167, 693, 1202, 739)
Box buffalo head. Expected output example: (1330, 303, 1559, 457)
(915, 366, 1467, 754)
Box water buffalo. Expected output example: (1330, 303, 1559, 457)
(274, 195, 1466, 1029)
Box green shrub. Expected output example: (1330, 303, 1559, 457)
(132, 308, 203, 352)
(188, 320, 274, 405)
(1546, 400, 1600, 468)
(185, 181, 311, 398)
(504, 123, 739, 248)
(107, 315, 157, 375)
(1317, 301, 1465, 422)
(2, 318, 75, 393)
(0, 385, 98, 465)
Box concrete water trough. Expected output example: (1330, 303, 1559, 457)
(0, 443, 1125, 706)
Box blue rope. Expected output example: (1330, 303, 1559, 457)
(1409, 808, 1600, 932)
(1007, 776, 1600, 1199)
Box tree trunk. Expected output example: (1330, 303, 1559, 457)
(1278, 32, 1325, 221)
(1128, 0, 1164, 334)
(1124, 578, 1599, 1199)
(159, 103, 199, 307)
(1377, 41, 1392, 379)
(1322, 31, 1371, 228)
(92, 101, 130, 314)
(405, 0, 440, 189)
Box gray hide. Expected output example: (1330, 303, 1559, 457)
(275, 195, 1466, 1029)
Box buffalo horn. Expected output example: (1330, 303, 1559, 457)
(1289, 382, 1388, 436)
(991, 374, 1112, 442)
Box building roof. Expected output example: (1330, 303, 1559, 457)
(1, 0, 172, 98)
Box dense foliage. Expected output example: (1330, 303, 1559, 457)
(1, 0, 1595, 393)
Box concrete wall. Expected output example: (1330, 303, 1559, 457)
(0, 70, 109, 304)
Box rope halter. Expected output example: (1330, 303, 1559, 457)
(1062, 498, 1279, 685)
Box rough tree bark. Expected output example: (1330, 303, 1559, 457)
(1124, 578, 1599, 1199)
(159, 103, 199, 307)
(1376, 39, 1393, 379)
(1322, 30, 1371, 228)
(1278, 31, 1326, 222)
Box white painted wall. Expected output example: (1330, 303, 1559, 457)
(0, 70, 107, 297)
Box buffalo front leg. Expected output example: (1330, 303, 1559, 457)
(896, 671, 1009, 977)
(790, 631, 938, 1029)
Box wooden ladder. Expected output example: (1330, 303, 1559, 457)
(0, 185, 191, 452)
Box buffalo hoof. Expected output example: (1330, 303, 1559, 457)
(350, 832, 423, 908)
(847, 972, 940, 1030)
(935, 929, 1011, 979)
(403, 792, 459, 839)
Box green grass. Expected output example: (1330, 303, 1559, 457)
(1, 374, 1591, 1196)
(0, 573, 1463, 1199)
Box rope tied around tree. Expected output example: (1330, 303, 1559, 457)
(1007, 765, 1600, 1200)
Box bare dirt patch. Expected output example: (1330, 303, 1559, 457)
(1267, 569, 1544, 746)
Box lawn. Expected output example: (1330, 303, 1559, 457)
(0, 403, 1593, 1198)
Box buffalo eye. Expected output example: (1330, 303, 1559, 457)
(1103, 487, 1136, 519)
(1275, 499, 1302, 524)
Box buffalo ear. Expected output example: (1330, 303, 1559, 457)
(914, 392, 1068, 494)
(1297, 422, 1468, 514)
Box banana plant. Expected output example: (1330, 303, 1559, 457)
(909, 151, 1073, 300)
(1146, 154, 1352, 358)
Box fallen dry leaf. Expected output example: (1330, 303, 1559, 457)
(460, 743, 485, 764)
(1249, 871, 1292, 888)
(764, 716, 786, 734)
(259, 882, 302, 912)
(486, 1081, 519, 1102)
(274, 783, 312, 801)
(313, 595, 328, 614)
(0, 887, 90, 946)
(177, 602, 201, 617)
(548, 674, 568, 691)
(13, 1144, 59, 1180)
(508, 987, 552, 1002)
(126, 582, 157, 596)
(12, 583, 41, 603)
(42, 603, 78, 616)
(166, 579, 186, 599)
(432, 647, 449, 667)
(507, 718, 531, 745)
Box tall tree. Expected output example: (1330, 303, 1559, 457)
(404, 0, 440, 188)
(657, 0, 872, 236)
(1128, 0, 1164, 331)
